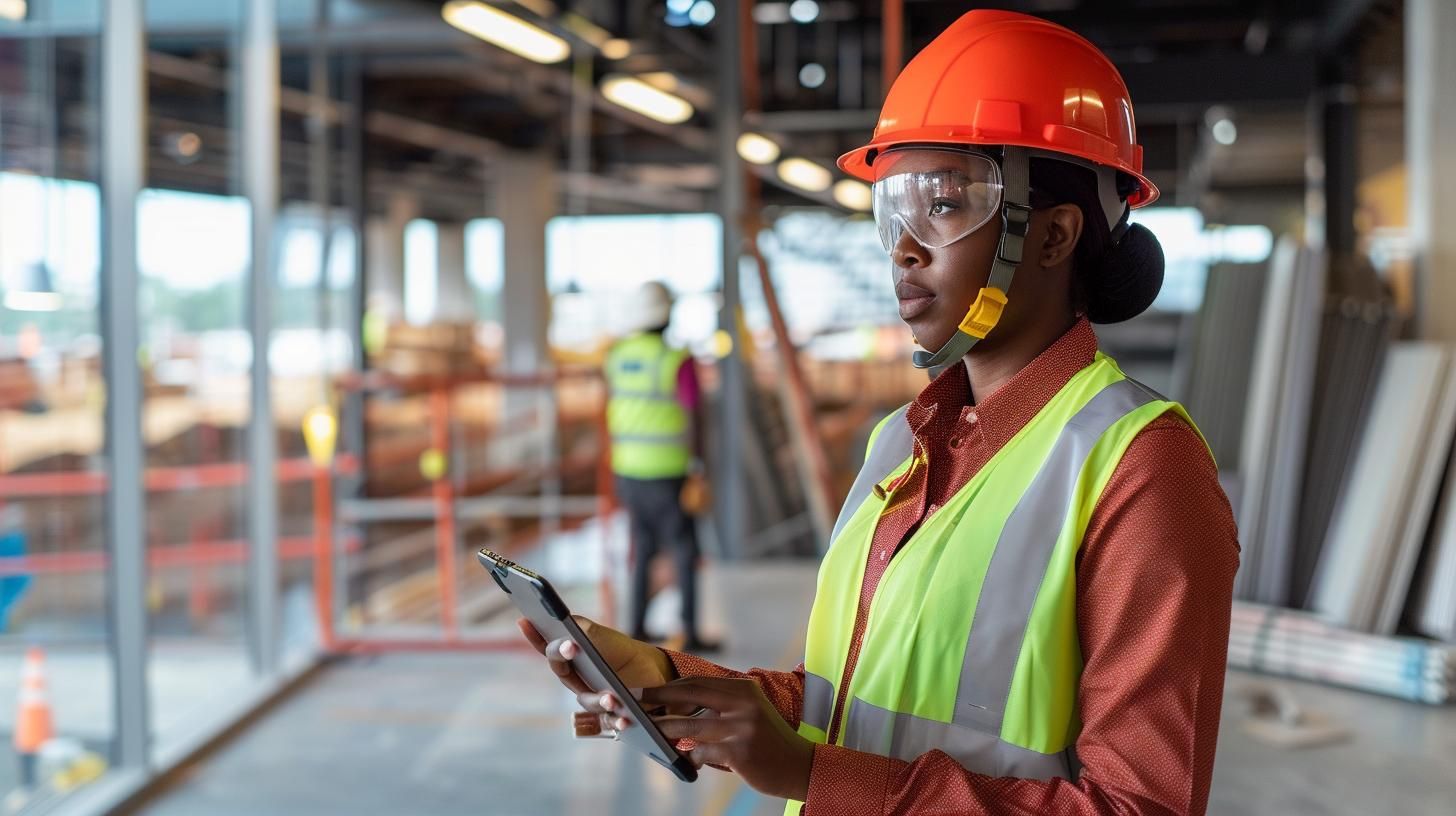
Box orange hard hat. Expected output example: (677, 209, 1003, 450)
(838, 9, 1159, 208)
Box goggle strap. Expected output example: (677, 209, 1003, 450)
(911, 147, 1030, 370)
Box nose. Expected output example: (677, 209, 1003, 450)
(891, 224, 929, 269)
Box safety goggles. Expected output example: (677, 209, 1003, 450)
(872, 148, 1004, 253)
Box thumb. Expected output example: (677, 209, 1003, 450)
(573, 616, 628, 663)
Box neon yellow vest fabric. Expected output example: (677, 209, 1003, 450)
(785, 353, 1206, 813)
(605, 332, 692, 480)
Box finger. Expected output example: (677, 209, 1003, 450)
(638, 679, 744, 713)
(576, 690, 621, 714)
(543, 638, 593, 695)
(517, 619, 548, 655)
(552, 665, 592, 696)
(654, 714, 737, 743)
(686, 743, 732, 770)
(545, 637, 581, 661)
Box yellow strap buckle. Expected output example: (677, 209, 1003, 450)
(958, 287, 1008, 339)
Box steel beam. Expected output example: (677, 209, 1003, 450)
(101, 0, 149, 772)
(716, 0, 746, 560)
(243, 0, 280, 676)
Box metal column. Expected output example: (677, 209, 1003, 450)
(341, 54, 368, 620)
(101, 0, 148, 771)
(1322, 55, 1358, 259)
(243, 0, 280, 675)
(716, 0, 746, 559)
(434, 222, 473, 322)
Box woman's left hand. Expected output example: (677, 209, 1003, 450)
(637, 677, 814, 801)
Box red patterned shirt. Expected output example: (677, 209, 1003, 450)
(668, 318, 1240, 815)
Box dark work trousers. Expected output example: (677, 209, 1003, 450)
(616, 476, 699, 640)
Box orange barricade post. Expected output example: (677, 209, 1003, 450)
(14, 647, 54, 789)
(302, 405, 340, 649)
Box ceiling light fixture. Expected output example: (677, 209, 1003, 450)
(601, 38, 632, 59)
(3, 262, 60, 312)
(1212, 118, 1238, 145)
(736, 133, 782, 165)
(777, 158, 832, 193)
(442, 0, 570, 65)
(601, 75, 695, 124)
(799, 62, 827, 89)
(687, 0, 716, 26)
(832, 179, 872, 211)
(788, 0, 819, 24)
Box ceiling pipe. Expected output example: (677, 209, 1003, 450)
(883, 0, 902, 99)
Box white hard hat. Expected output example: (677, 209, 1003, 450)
(630, 281, 674, 332)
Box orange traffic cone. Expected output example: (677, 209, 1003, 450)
(14, 647, 54, 788)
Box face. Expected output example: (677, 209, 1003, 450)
(877, 149, 1081, 353)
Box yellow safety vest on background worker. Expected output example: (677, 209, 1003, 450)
(786, 353, 1205, 814)
(606, 332, 692, 480)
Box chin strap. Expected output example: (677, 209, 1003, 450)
(912, 146, 1031, 369)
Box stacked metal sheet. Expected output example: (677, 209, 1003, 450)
(1309, 343, 1456, 635)
(1234, 239, 1325, 605)
(1230, 602, 1456, 704)
(1408, 424, 1456, 643)
(1290, 296, 1398, 606)
(1173, 261, 1269, 473)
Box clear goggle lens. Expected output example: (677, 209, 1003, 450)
(872, 149, 1004, 253)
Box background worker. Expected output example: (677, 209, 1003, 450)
(525, 10, 1237, 814)
(604, 281, 715, 652)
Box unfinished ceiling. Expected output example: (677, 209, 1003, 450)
(0, 0, 1403, 220)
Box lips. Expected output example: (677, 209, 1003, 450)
(895, 280, 935, 321)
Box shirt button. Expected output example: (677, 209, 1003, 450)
(949, 436, 964, 449)
(967, 412, 979, 425)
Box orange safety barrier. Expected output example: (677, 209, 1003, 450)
(320, 367, 616, 653)
(0, 451, 366, 627)
(0, 536, 362, 576)
(0, 454, 361, 498)
(0, 366, 617, 655)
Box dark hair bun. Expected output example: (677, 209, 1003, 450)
(1085, 223, 1164, 324)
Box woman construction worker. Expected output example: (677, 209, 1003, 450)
(521, 10, 1239, 813)
(605, 281, 715, 652)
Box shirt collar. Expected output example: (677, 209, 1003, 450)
(906, 317, 1099, 448)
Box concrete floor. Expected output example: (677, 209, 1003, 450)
(133, 562, 1456, 816)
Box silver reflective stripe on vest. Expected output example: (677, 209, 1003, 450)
(802, 671, 834, 732)
(954, 377, 1159, 733)
(609, 432, 690, 446)
(608, 390, 681, 403)
(844, 696, 1077, 779)
(830, 406, 912, 545)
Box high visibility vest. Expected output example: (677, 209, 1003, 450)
(786, 353, 1205, 813)
(605, 332, 692, 480)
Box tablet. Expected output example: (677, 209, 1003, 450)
(477, 548, 698, 782)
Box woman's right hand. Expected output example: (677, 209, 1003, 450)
(517, 616, 676, 728)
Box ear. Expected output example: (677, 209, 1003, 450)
(1039, 203, 1083, 268)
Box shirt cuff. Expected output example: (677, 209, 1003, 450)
(660, 647, 735, 681)
(803, 742, 890, 816)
